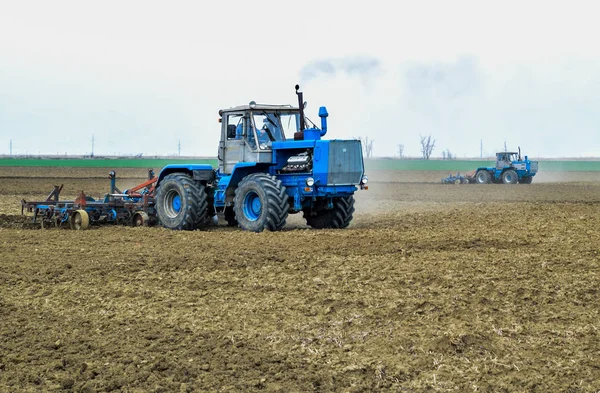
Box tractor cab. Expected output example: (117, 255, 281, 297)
(496, 152, 520, 169)
(217, 85, 331, 175)
(218, 104, 302, 174)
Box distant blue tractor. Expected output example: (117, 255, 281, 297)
(154, 85, 368, 232)
(474, 149, 538, 184)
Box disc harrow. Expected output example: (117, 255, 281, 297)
(21, 169, 158, 230)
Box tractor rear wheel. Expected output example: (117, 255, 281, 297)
(156, 173, 208, 230)
(233, 173, 288, 232)
(519, 176, 533, 184)
(502, 169, 518, 184)
(475, 170, 492, 184)
(304, 196, 355, 229)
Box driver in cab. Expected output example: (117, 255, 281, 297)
(248, 119, 274, 150)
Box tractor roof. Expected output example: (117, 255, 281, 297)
(497, 152, 518, 155)
(219, 104, 299, 115)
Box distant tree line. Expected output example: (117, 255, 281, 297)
(358, 134, 459, 160)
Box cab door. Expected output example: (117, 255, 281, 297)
(220, 113, 247, 174)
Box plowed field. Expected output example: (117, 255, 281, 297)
(1, 167, 599, 392)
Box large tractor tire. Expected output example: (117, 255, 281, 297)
(155, 173, 208, 230)
(233, 173, 288, 232)
(502, 169, 518, 184)
(304, 196, 355, 229)
(519, 176, 533, 184)
(475, 170, 492, 184)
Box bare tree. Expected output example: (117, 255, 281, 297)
(420, 134, 436, 160)
(397, 144, 404, 159)
(359, 136, 375, 158)
(443, 149, 454, 160)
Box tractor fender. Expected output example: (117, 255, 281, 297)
(156, 164, 215, 186)
(221, 162, 273, 204)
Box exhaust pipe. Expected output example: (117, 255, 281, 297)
(296, 84, 305, 131)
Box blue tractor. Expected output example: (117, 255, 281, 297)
(474, 149, 538, 184)
(153, 85, 368, 232)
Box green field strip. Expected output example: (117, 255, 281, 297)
(1, 158, 599, 172)
(0, 158, 218, 168)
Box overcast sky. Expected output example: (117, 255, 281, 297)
(1, 0, 599, 158)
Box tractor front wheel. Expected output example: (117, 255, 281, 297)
(233, 173, 288, 232)
(156, 173, 208, 230)
(502, 169, 518, 184)
(304, 196, 355, 229)
(475, 170, 492, 184)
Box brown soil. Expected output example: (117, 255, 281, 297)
(1, 168, 599, 392)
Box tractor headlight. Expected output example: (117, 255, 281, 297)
(305, 177, 315, 187)
(361, 175, 368, 185)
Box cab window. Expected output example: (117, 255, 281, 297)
(226, 114, 243, 140)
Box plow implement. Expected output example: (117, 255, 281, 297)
(441, 171, 475, 184)
(21, 170, 158, 229)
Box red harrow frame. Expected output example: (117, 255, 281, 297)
(21, 169, 158, 230)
